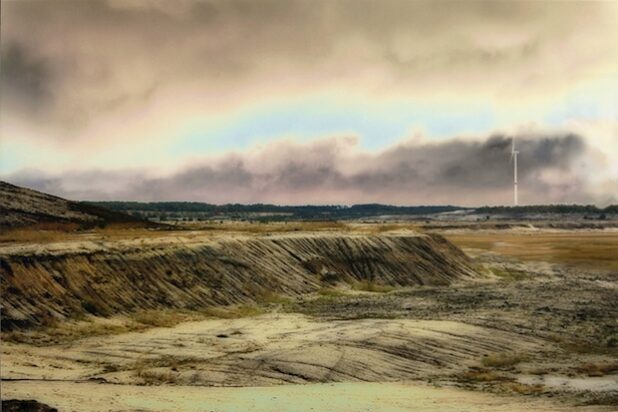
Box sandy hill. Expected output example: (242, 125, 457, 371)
(0, 181, 150, 230)
(0, 231, 478, 329)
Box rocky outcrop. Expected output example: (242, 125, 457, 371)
(0, 233, 477, 329)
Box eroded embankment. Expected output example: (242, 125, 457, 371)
(0, 233, 477, 329)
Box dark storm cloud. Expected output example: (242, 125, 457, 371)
(1, 43, 54, 111)
(6, 133, 596, 205)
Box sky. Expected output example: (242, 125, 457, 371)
(1, 0, 617, 205)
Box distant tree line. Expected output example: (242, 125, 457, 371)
(87, 201, 617, 222)
(87, 202, 464, 221)
(475, 204, 617, 214)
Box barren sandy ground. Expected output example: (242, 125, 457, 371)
(3, 381, 609, 412)
(2, 228, 617, 411)
(1, 314, 547, 385)
(2, 313, 615, 411)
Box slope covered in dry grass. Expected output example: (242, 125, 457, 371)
(0, 231, 478, 329)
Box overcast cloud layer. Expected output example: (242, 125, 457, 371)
(1, 0, 617, 205)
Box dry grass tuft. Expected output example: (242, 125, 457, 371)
(460, 369, 512, 382)
(481, 353, 525, 368)
(134, 355, 200, 369)
(317, 287, 348, 298)
(135, 369, 179, 385)
(132, 355, 201, 384)
(202, 304, 264, 319)
(119, 306, 265, 328)
(0, 222, 79, 243)
(352, 280, 395, 293)
(505, 382, 545, 395)
(575, 362, 618, 377)
(188, 372, 202, 384)
(3, 318, 146, 345)
(365, 223, 422, 234)
(131, 310, 200, 328)
(489, 267, 530, 281)
(2, 306, 268, 345)
(556, 337, 618, 355)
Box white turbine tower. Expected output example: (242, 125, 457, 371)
(511, 137, 519, 206)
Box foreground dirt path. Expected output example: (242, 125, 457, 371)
(4, 380, 609, 412)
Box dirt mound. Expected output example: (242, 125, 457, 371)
(1, 399, 58, 412)
(0, 233, 478, 329)
(0, 181, 151, 230)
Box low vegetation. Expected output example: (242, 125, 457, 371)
(481, 353, 525, 368)
(131, 310, 203, 328)
(135, 369, 180, 385)
(0, 222, 80, 243)
(554, 336, 618, 356)
(460, 369, 513, 383)
(134, 355, 200, 370)
(2, 318, 146, 345)
(458, 368, 545, 396)
(132, 355, 204, 385)
(446, 232, 618, 272)
(201, 304, 264, 319)
(351, 280, 395, 293)
(2, 305, 268, 345)
(488, 267, 530, 281)
(317, 287, 348, 298)
(575, 362, 618, 377)
(504, 382, 545, 395)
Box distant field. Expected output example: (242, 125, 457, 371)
(445, 231, 618, 272)
(0, 221, 423, 244)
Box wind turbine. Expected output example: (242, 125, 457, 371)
(511, 137, 519, 206)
